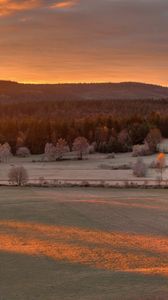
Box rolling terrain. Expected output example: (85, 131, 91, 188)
(0, 81, 168, 102)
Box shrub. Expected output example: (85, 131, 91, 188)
(16, 147, 31, 157)
(133, 158, 148, 177)
(8, 166, 29, 186)
(132, 143, 150, 157)
(106, 153, 115, 159)
(81, 180, 90, 187)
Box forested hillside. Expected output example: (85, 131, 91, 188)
(0, 81, 168, 101)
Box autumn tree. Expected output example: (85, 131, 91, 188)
(155, 153, 166, 181)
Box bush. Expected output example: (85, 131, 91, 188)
(99, 163, 131, 170)
(132, 143, 150, 157)
(81, 180, 90, 187)
(106, 153, 115, 159)
(16, 147, 31, 157)
(133, 158, 148, 177)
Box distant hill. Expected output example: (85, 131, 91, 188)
(0, 81, 168, 101)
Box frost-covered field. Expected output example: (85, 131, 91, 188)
(0, 187, 168, 300)
(0, 152, 168, 182)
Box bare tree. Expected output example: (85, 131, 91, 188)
(8, 166, 29, 186)
(72, 137, 89, 160)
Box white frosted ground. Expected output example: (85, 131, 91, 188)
(0, 152, 167, 182)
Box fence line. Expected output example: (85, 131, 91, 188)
(1, 177, 168, 187)
(1, 178, 168, 182)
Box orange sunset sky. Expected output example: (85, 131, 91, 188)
(0, 0, 168, 85)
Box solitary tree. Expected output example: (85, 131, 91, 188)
(72, 137, 89, 160)
(155, 153, 166, 181)
(8, 166, 29, 186)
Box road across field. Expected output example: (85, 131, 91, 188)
(0, 187, 168, 299)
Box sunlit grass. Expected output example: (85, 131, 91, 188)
(0, 220, 168, 276)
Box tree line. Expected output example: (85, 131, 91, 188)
(0, 98, 167, 154)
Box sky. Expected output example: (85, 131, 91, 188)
(0, 0, 168, 85)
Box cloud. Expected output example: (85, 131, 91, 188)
(0, 0, 79, 16)
(51, 1, 79, 9)
(0, 0, 40, 16)
(0, 0, 168, 84)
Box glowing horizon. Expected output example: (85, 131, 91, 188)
(1, 78, 167, 88)
(0, 0, 168, 85)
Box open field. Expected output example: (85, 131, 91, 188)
(1, 153, 168, 183)
(0, 187, 168, 299)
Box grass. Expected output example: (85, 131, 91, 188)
(0, 187, 168, 299)
(1, 152, 167, 182)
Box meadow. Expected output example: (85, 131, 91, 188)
(0, 187, 168, 299)
(0, 152, 167, 184)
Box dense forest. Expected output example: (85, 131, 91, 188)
(0, 96, 168, 154)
